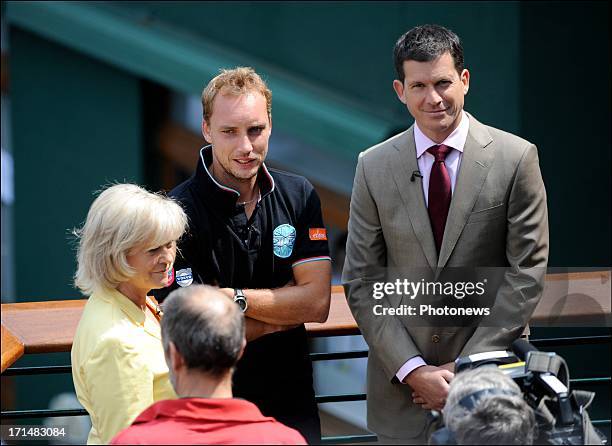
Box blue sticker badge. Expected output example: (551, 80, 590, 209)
(176, 268, 193, 287)
(273, 224, 296, 258)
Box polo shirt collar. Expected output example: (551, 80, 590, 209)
(96, 287, 145, 325)
(133, 398, 272, 424)
(94, 288, 161, 339)
(195, 146, 275, 212)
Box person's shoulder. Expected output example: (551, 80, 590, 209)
(169, 177, 197, 208)
(73, 296, 112, 365)
(169, 177, 208, 230)
(223, 398, 307, 444)
(268, 167, 311, 187)
(359, 128, 410, 162)
(75, 294, 120, 339)
(110, 425, 138, 445)
(267, 167, 315, 197)
(110, 424, 148, 445)
(110, 401, 166, 444)
(486, 125, 533, 148)
(235, 408, 308, 444)
(74, 325, 141, 372)
(91, 324, 141, 358)
(77, 296, 142, 354)
(260, 420, 308, 444)
(469, 114, 534, 153)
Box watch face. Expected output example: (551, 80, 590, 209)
(235, 297, 247, 312)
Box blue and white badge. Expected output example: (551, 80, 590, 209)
(176, 268, 193, 287)
(273, 224, 296, 258)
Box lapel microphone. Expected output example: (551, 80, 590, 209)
(410, 170, 423, 182)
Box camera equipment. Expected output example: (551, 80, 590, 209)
(430, 340, 605, 445)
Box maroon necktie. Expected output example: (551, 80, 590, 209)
(427, 144, 453, 253)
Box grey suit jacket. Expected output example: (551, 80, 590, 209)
(342, 113, 549, 438)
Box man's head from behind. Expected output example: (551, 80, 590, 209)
(161, 285, 245, 391)
(443, 366, 536, 445)
(392, 24, 469, 143)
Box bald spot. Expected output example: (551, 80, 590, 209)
(182, 287, 240, 333)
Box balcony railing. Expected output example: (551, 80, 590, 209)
(2, 271, 611, 444)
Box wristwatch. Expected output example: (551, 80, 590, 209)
(233, 288, 248, 313)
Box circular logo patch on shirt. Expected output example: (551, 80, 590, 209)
(273, 224, 296, 258)
(176, 268, 193, 287)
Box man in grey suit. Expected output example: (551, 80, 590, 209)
(342, 24, 549, 443)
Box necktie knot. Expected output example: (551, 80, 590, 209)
(427, 144, 453, 162)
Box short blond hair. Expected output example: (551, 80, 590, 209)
(201, 66, 272, 123)
(73, 183, 188, 296)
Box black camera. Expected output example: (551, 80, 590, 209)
(429, 339, 605, 445)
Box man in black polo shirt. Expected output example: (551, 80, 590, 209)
(155, 67, 332, 444)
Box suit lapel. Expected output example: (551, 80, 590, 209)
(391, 127, 438, 270)
(437, 114, 494, 268)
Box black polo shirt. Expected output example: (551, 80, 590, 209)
(154, 146, 330, 436)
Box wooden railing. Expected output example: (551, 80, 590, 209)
(2, 271, 610, 373)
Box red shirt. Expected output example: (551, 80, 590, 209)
(111, 398, 307, 445)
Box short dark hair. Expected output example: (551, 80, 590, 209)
(393, 24, 464, 82)
(161, 285, 244, 377)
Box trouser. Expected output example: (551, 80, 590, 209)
(374, 416, 443, 445)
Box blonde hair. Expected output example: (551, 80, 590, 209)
(73, 183, 188, 296)
(201, 66, 272, 123)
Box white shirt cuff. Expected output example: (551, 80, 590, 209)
(396, 356, 427, 383)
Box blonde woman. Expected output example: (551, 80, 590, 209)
(71, 184, 187, 444)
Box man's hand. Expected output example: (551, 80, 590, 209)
(404, 365, 454, 410)
(439, 361, 455, 373)
(411, 362, 455, 408)
(244, 317, 299, 342)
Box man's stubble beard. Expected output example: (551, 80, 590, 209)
(220, 158, 262, 184)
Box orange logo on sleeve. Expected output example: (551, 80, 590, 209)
(309, 228, 327, 241)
